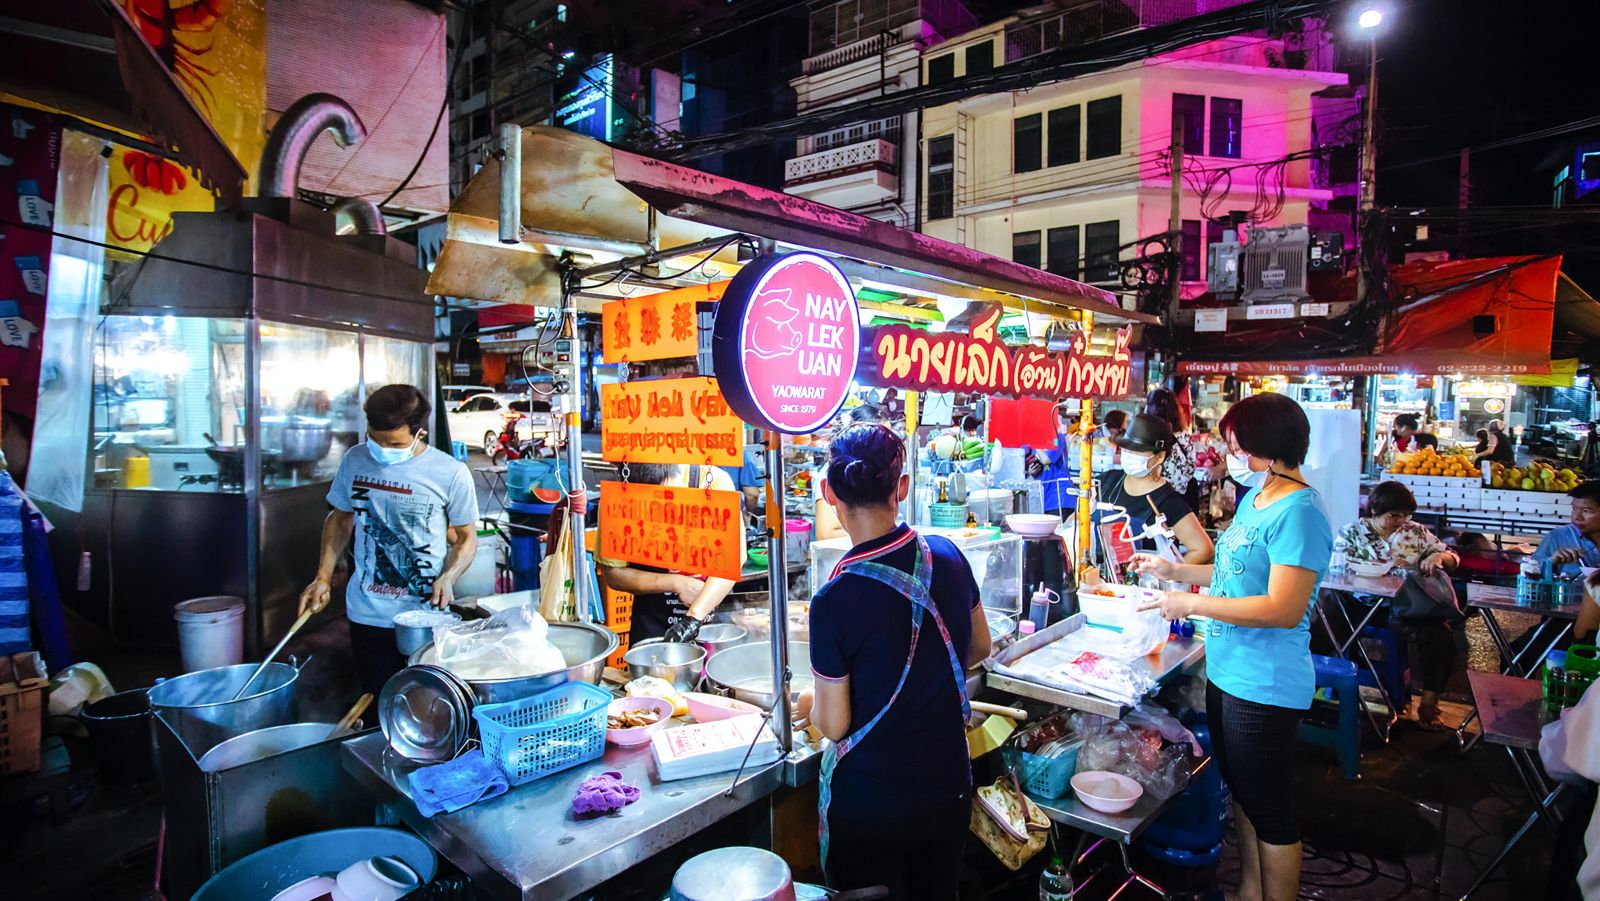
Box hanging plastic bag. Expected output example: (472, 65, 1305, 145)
(540, 517, 576, 622)
(433, 605, 565, 679)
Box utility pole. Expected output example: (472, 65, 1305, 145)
(1170, 113, 1185, 316)
(1356, 34, 1378, 302)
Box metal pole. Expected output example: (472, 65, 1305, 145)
(1169, 113, 1184, 316)
(498, 122, 522, 245)
(765, 434, 793, 752)
(1076, 314, 1095, 567)
(904, 391, 919, 526)
(562, 282, 591, 621)
(1356, 37, 1378, 303)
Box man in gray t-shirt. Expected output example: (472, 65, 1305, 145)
(300, 385, 479, 694)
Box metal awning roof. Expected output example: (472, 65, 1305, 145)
(426, 127, 1155, 326)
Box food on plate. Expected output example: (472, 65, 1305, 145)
(608, 707, 663, 730)
(625, 675, 688, 716)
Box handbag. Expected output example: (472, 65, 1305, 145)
(1389, 568, 1463, 622)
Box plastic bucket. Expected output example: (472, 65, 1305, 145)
(192, 827, 436, 901)
(784, 518, 812, 563)
(80, 688, 155, 784)
(173, 596, 245, 673)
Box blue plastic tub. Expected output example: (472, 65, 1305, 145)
(192, 827, 436, 901)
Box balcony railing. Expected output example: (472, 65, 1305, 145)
(1005, 0, 1255, 64)
(784, 139, 898, 187)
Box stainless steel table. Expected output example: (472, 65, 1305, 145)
(986, 626, 1206, 719)
(342, 729, 785, 901)
(1316, 569, 1408, 742)
(1459, 671, 1566, 901)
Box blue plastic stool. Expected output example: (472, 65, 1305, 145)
(1355, 625, 1409, 715)
(1300, 654, 1361, 779)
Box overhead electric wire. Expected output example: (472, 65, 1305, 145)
(1381, 114, 1600, 172)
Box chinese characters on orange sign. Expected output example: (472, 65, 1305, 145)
(599, 481, 744, 581)
(601, 281, 727, 363)
(600, 377, 744, 466)
(861, 302, 1134, 400)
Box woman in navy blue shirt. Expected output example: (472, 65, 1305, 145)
(797, 424, 991, 900)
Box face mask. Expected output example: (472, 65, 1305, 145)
(1122, 450, 1156, 478)
(368, 433, 420, 465)
(1227, 451, 1266, 488)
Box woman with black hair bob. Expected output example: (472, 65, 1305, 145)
(1133, 392, 1333, 901)
(796, 423, 991, 900)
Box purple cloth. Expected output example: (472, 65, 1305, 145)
(572, 770, 641, 816)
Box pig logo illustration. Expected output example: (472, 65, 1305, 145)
(746, 287, 803, 360)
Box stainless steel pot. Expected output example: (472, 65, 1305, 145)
(624, 639, 705, 691)
(694, 623, 748, 658)
(279, 417, 332, 463)
(702, 641, 812, 709)
(671, 847, 795, 901)
(408, 621, 617, 704)
(149, 661, 301, 757)
(392, 610, 461, 657)
(196, 721, 339, 772)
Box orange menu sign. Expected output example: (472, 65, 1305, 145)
(600, 377, 744, 466)
(598, 480, 744, 581)
(602, 281, 727, 363)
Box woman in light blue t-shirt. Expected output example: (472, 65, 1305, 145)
(1134, 393, 1332, 901)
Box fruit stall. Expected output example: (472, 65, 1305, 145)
(1382, 446, 1579, 533)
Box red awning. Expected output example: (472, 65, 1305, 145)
(1177, 255, 1562, 376)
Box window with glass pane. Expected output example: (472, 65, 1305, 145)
(1047, 105, 1080, 167)
(927, 135, 955, 220)
(94, 315, 242, 491)
(259, 321, 361, 487)
(1084, 220, 1121, 283)
(1014, 114, 1042, 173)
(1013, 231, 1042, 269)
(927, 53, 954, 85)
(1172, 94, 1205, 156)
(1181, 220, 1202, 281)
(965, 40, 994, 75)
(1086, 96, 1122, 160)
(365, 334, 431, 421)
(1210, 97, 1242, 158)
(1047, 226, 1079, 278)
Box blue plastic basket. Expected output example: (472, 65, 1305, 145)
(473, 682, 610, 786)
(1020, 740, 1082, 799)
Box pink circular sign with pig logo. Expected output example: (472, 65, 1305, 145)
(712, 252, 860, 434)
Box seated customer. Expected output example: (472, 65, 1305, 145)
(1334, 481, 1460, 730)
(1530, 480, 1600, 577)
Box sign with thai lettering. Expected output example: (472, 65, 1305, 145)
(711, 252, 859, 434)
(602, 281, 726, 363)
(600, 377, 744, 465)
(860, 302, 1134, 400)
(598, 480, 743, 581)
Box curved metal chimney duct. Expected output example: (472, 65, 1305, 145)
(259, 93, 367, 199)
(331, 198, 387, 236)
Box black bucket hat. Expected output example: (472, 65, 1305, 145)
(1114, 413, 1174, 454)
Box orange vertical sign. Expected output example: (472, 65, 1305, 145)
(598, 481, 743, 581)
(602, 281, 727, 363)
(600, 377, 744, 466)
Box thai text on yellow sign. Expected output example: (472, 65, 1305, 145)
(600, 377, 744, 466)
(602, 281, 726, 363)
(598, 480, 743, 582)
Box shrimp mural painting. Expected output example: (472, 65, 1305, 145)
(861, 301, 1133, 401)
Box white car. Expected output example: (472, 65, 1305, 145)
(441, 384, 493, 406)
(448, 393, 528, 454)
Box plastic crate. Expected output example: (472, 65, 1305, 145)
(0, 674, 47, 775)
(1516, 575, 1583, 608)
(1020, 741, 1081, 799)
(473, 682, 610, 786)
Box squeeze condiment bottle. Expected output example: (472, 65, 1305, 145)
(1027, 583, 1053, 631)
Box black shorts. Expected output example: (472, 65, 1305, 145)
(1206, 680, 1303, 845)
(349, 621, 408, 697)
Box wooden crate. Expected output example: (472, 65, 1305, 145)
(0, 653, 47, 775)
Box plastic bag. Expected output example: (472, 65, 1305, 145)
(1125, 702, 1202, 756)
(433, 605, 565, 680)
(540, 518, 576, 622)
(48, 662, 109, 717)
(1072, 711, 1194, 800)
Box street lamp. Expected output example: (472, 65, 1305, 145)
(1357, 8, 1383, 29)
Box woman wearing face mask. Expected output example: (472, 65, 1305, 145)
(1099, 414, 1214, 571)
(1132, 393, 1333, 901)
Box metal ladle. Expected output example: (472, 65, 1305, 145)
(230, 608, 314, 701)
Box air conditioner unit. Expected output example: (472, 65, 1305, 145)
(1206, 230, 1243, 296)
(1308, 231, 1344, 271)
(1242, 225, 1310, 303)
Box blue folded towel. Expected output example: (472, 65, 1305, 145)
(407, 750, 510, 817)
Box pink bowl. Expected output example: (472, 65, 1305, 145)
(606, 697, 674, 746)
(684, 691, 762, 723)
(1070, 771, 1143, 814)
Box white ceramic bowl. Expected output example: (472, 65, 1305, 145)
(335, 856, 421, 901)
(1071, 771, 1144, 814)
(1347, 559, 1394, 578)
(605, 697, 674, 747)
(1005, 514, 1063, 538)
